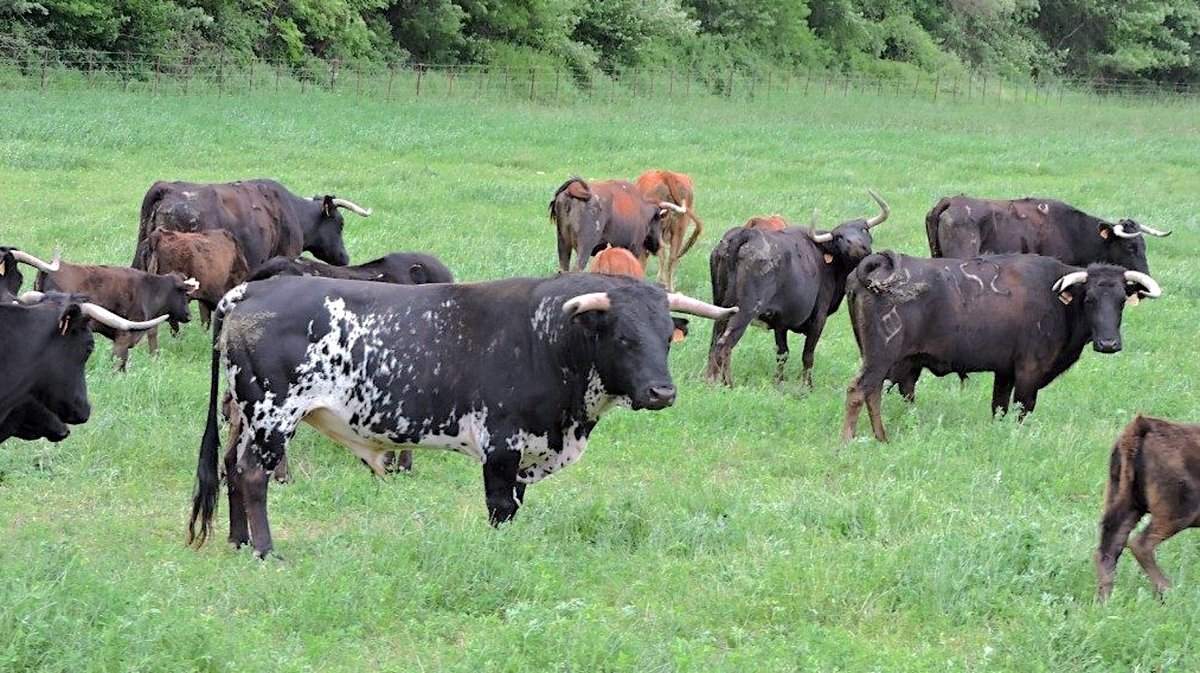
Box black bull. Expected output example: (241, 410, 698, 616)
(132, 179, 372, 271)
(841, 253, 1162, 442)
(186, 274, 736, 558)
(249, 252, 454, 285)
(925, 195, 1170, 273)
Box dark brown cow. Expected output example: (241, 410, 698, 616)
(925, 195, 1169, 273)
(132, 179, 371, 271)
(1096, 415, 1200, 601)
(148, 229, 249, 328)
(550, 177, 681, 273)
(634, 170, 704, 291)
(35, 263, 197, 371)
(248, 252, 454, 286)
(841, 253, 1162, 442)
(0, 247, 60, 299)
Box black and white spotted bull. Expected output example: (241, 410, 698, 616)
(841, 252, 1163, 442)
(186, 273, 736, 558)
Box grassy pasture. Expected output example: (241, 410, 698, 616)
(1, 88, 1198, 671)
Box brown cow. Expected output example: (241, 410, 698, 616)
(587, 246, 688, 342)
(147, 229, 249, 328)
(634, 170, 704, 291)
(744, 215, 789, 232)
(35, 262, 198, 371)
(1096, 415, 1200, 601)
(550, 177, 680, 273)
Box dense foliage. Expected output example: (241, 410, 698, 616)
(1, 0, 1198, 82)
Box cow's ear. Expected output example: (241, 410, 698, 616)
(671, 317, 689, 343)
(1057, 289, 1076, 305)
(571, 309, 611, 334)
(409, 263, 429, 285)
(1098, 224, 1110, 240)
(322, 195, 335, 217)
(566, 180, 591, 200)
(59, 304, 87, 335)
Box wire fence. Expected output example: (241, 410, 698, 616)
(2, 46, 1198, 106)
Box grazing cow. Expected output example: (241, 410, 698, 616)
(588, 246, 688, 343)
(249, 252, 454, 286)
(147, 229, 250, 328)
(0, 247, 60, 298)
(35, 263, 197, 371)
(841, 252, 1162, 442)
(1096, 415, 1200, 601)
(925, 195, 1169, 273)
(549, 177, 683, 273)
(0, 291, 167, 444)
(705, 191, 891, 387)
(132, 178, 372, 271)
(634, 170, 705, 291)
(186, 274, 736, 558)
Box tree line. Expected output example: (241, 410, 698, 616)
(2, 0, 1198, 84)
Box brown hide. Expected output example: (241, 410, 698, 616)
(148, 229, 249, 314)
(635, 170, 704, 290)
(550, 177, 664, 273)
(587, 246, 645, 277)
(744, 215, 789, 232)
(1096, 415, 1200, 600)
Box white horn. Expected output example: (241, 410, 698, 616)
(1051, 271, 1089, 294)
(80, 303, 170, 331)
(667, 293, 738, 321)
(1124, 271, 1162, 298)
(865, 189, 890, 228)
(562, 292, 612, 317)
(810, 231, 834, 243)
(1138, 223, 1172, 238)
(13, 249, 61, 272)
(330, 198, 372, 217)
(17, 291, 45, 304)
(1111, 222, 1142, 239)
(810, 208, 819, 228)
(657, 201, 687, 214)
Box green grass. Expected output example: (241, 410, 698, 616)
(1, 87, 1199, 671)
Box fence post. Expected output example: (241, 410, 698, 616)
(39, 51, 48, 93)
(355, 66, 362, 96)
(328, 58, 337, 92)
(529, 67, 536, 101)
(726, 67, 734, 99)
(933, 75, 939, 101)
(669, 69, 675, 97)
(153, 54, 161, 95)
(554, 68, 560, 103)
(275, 62, 281, 93)
(842, 74, 850, 98)
(386, 65, 396, 101)
(686, 69, 692, 100)
(217, 52, 225, 95)
(122, 51, 131, 92)
(951, 77, 958, 101)
(248, 60, 255, 93)
(183, 50, 193, 95)
(981, 74, 987, 101)
(477, 66, 484, 99)
(449, 66, 457, 98)
(416, 63, 424, 97)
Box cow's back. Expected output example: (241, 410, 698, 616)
(150, 229, 247, 303)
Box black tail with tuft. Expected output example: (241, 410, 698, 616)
(186, 305, 225, 548)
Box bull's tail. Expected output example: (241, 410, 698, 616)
(660, 179, 704, 260)
(925, 197, 953, 258)
(678, 206, 704, 259)
(186, 302, 226, 548)
(1104, 415, 1152, 516)
(134, 181, 170, 269)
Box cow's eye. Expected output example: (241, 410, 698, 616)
(617, 335, 634, 349)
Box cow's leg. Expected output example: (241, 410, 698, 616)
(483, 444, 522, 526)
(1094, 506, 1142, 601)
(1012, 370, 1041, 418)
(199, 303, 212, 329)
(991, 371, 1015, 417)
(224, 442, 250, 549)
(239, 455, 276, 559)
(655, 230, 673, 288)
(556, 231, 573, 273)
(383, 449, 413, 473)
(146, 326, 159, 356)
(843, 365, 889, 442)
(112, 332, 134, 372)
(889, 363, 920, 403)
(773, 328, 789, 385)
(800, 312, 832, 389)
(705, 309, 754, 387)
(1129, 517, 1189, 595)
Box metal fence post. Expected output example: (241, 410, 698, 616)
(40, 51, 48, 93)
(529, 67, 536, 101)
(416, 64, 424, 97)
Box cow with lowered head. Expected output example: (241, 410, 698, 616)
(705, 190, 890, 387)
(36, 262, 197, 371)
(925, 195, 1169, 273)
(147, 229, 250, 329)
(841, 252, 1162, 442)
(549, 177, 685, 273)
(249, 251, 454, 286)
(1096, 415, 1200, 601)
(187, 273, 736, 558)
(132, 178, 372, 272)
(0, 291, 167, 444)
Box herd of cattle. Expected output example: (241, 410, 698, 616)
(0, 171, 1195, 602)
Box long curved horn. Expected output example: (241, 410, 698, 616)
(80, 303, 170, 331)
(811, 231, 834, 243)
(657, 201, 687, 214)
(1137, 223, 1172, 238)
(1124, 271, 1162, 298)
(667, 293, 738, 321)
(1051, 271, 1088, 294)
(13, 249, 61, 272)
(562, 292, 611, 317)
(330, 198, 372, 217)
(16, 291, 44, 304)
(810, 208, 819, 228)
(1111, 222, 1142, 239)
(865, 189, 890, 228)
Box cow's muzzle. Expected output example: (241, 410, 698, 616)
(639, 385, 677, 411)
(1094, 339, 1122, 353)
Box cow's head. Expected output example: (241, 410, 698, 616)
(563, 283, 735, 410)
(1052, 264, 1162, 353)
(306, 195, 372, 266)
(1097, 219, 1170, 274)
(153, 272, 198, 333)
(12, 295, 95, 425)
(810, 190, 890, 268)
(0, 247, 60, 300)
